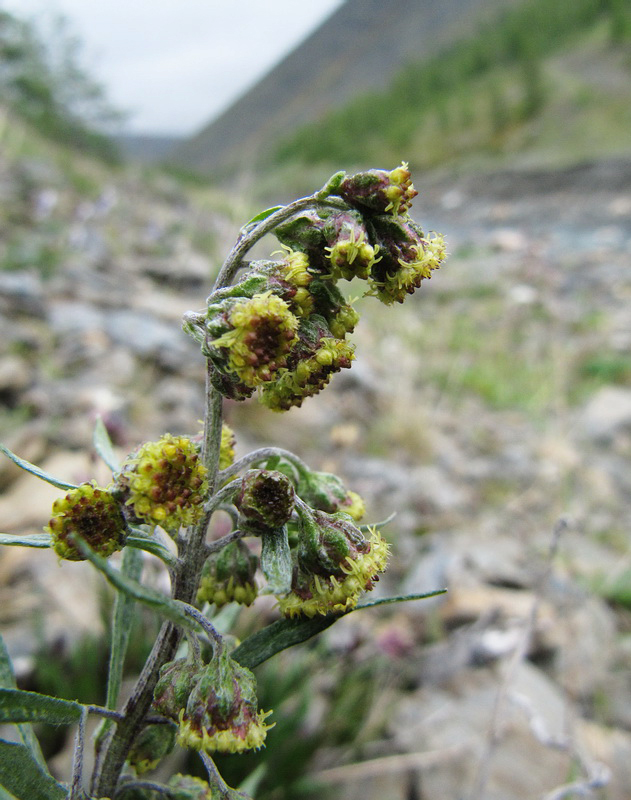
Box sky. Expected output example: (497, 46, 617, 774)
(1, 0, 345, 136)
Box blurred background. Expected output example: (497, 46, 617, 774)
(0, 1, 630, 797)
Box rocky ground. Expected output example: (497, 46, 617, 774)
(0, 128, 630, 799)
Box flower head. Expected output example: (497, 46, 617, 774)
(260, 316, 355, 412)
(197, 539, 258, 608)
(324, 210, 379, 281)
(177, 648, 273, 755)
(115, 434, 208, 531)
(46, 483, 126, 561)
(340, 162, 418, 216)
(368, 215, 446, 304)
(127, 722, 177, 775)
(207, 292, 299, 388)
(277, 508, 389, 618)
(297, 469, 365, 521)
(152, 658, 201, 720)
(236, 469, 295, 533)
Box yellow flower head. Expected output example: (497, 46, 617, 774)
(46, 483, 126, 561)
(277, 526, 389, 618)
(210, 291, 299, 387)
(176, 649, 273, 755)
(116, 434, 208, 531)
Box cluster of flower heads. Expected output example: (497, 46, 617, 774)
(192, 163, 446, 411)
(152, 647, 273, 756)
(196, 463, 388, 618)
(45, 429, 240, 561)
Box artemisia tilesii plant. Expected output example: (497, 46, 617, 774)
(0, 164, 447, 800)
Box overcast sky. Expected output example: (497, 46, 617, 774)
(1, 0, 345, 136)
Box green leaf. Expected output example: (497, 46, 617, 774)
(0, 688, 83, 725)
(232, 589, 447, 670)
(0, 442, 77, 491)
(0, 638, 46, 770)
(356, 589, 447, 610)
(260, 527, 292, 595)
(126, 526, 178, 569)
(0, 740, 66, 800)
(232, 615, 338, 670)
(106, 547, 142, 711)
(0, 533, 52, 549)
(76, 538, 200, 634)
(93, 415, 121, 473)
(242, 205, 283, 229)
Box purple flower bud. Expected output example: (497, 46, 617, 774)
(339, 162, 418, 216)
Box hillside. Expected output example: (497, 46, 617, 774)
(168, 0, 522, 176)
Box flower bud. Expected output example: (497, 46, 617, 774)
(368, 215, 446, 304)
(114, 435, 208, 532)
(167, 775, 213, 800)
(206, 291, 299, 388)
(46, 483, 126, 561)
(260, 315, 355, 412)
(152, 658, 200, 720)
(236, 469, 295, 533)
(219, 423, 236, 470)
(339, 162, 418, 216)
(127, 722, 177, 774)
(323, 210, 379, 281)
(297, 470, 365, 521)
(167, 774, 252, 800)
(197, 539, 258, 608)
(277, 508, 389, 618)
(309, 280, 360, 339)
(177, 648, 273, 755)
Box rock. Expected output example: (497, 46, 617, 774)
(389, 662, 572, 800)
(104, 309, 197, 370)
(0, 354, 31, 394)
(0, 270, 46, 317)
(580, 386, 631, 443)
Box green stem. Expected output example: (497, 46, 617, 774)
(212, 195, 346, 291)
(94, 186, 347, 798)
(219, 446, 310, 483)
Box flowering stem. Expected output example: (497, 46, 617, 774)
(213, 194, 347, 291)
(219, 446, 310, 483)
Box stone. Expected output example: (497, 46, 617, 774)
(580, 386, 631, 443)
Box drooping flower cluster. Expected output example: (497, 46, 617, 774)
(197, 539, 258, 608)
(277, 505, 389, 619)
(188, 163, 445, 411)
(114, 434, 208, 532)
(153, 648, 273, 756)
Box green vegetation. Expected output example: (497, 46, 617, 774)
(274, 0, 631, 170)
(0, 9, 121, 162)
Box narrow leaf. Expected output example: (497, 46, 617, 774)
(260, 527, 292, 595)
(232, 615, 338, 670)
(0, 533, 52, 549)
(76, 539, 199, 634)
(356, 589, 447, 610)
(105, 547, 142, 712)
(0, 442, 77, 490)
(242, 205, 282, 229)
(0, 636, 46, 769)
(93, 416, 121, 473)
(0, 740, 66, 800)
(0, 635, 15, 691)
(0, 688, 83, 725)
(232, 590, 448, 670)
(126, 527, 178, 569)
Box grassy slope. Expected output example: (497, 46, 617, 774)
(271, 7, 631, 178)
